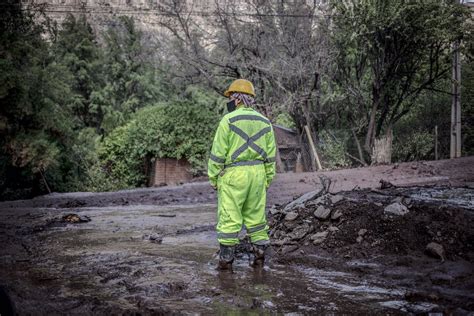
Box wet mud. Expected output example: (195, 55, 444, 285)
(269, 186, 474, 314)
(0, 203, 389, 314)
(1, 157, 474, 314)
(0, 186, 473, 314)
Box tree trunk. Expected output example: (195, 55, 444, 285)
(366, 72, 382, 153)
(352, 128, 367, 166)
(365, 96, 379, 153)
(295, 152, 304, 173)
(304, 125, 322, 171)
(39, 169, 52, 194)
(275, 143, 284, 173)
(371, 127, 393, 165)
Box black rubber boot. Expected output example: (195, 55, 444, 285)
(217, 244, 235, 271)
(251, 244, 268, 267)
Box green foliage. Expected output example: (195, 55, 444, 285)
(52, 13, 102, 129)
(0, 7, 170, 199)
(0, 1, 80, 198)
(97, 87, 222, 188)
(275, 112, 296, 129)
(97, 124, 140, 189)
(462, 60, 474, 156)
(319, 130, 351, 169)
(67, 127, 119, 192)
(2, 0, 472, 199)
(330, 0, 470, 154)
(393, 131, 434, 162)
(90, 16, 165, 133)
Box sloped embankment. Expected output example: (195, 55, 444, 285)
(269, 186, 473, 261)
(268, 185, 474, 312)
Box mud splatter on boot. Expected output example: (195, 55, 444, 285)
(217, 244, 235, 271)
(251, 244, 268, 267)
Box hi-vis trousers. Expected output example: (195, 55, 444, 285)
(216, 163, 269, 246)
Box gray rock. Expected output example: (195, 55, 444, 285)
(281, 245, 299, 254)
(392, 196, 404, 203)
(358, 229, 367, 236)
(330, 194, 344, 204)
(269, 206, 281, 215)
(272, 238, 290, 246)
(426, 242, 445, 261)
(284, 190, 322, 211)
(314, 205, 331, 220)
(356, 236, 363, 243)
(327, 226, 339, 232)
(306, 196, 325, 207)
(380, 179, 395, 189)
(289, 223, 310, 240)
(284, 220, 299, 230)
(310, 231, 328, 245)
(384, 202, 409, 216)
(331, 209, 343, 220)
(285, 211, 299, 221)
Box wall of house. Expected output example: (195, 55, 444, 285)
(150, 158, 192, 186)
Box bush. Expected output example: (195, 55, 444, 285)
(97, 87, 222, 188)
(393, 131, 434, 162)
(318, 130, 351, 169)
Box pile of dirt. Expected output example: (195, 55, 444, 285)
(268, 186, 474, 262)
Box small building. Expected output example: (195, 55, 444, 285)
(273, 125, 307, 172)
(148, 158, 192, 187)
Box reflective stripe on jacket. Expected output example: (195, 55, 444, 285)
(208, 106, 276, 188)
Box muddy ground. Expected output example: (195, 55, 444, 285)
(268, 186, 474, 314)
(1, 156, 473, 209)
(0, 157, 473, 314)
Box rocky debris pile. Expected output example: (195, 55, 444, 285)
(268, 187, 474, 261)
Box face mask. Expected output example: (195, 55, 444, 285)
(226, 99, 237, 112)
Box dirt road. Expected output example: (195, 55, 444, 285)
(1, 156, 473, 209)
(0, 157, 473, 314)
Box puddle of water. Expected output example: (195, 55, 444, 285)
(298, 266, 405, 297)
(379, 300, 440, 313)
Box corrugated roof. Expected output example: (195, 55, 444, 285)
(273, 124, 297, 134)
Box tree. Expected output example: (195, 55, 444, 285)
(52, 13, 103, 129)
(0, 0, 78, 198)
(90, 16, 164, 134)
(154, 1, 331, 134)
(330, 0, 471, 162)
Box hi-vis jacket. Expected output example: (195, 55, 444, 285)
(208, 106, 276, 189)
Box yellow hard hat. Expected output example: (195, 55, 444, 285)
(224, 79, 256, 97)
